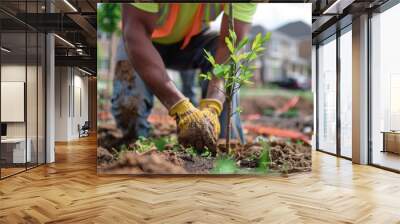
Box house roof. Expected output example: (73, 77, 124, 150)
(276, 21, 311, 40)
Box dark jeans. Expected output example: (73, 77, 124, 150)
(111, 30, 245, 143)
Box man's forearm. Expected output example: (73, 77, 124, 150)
(122, 6, 184, 110)
(125, 35, 184, 109)
(205, 41, 229, 103)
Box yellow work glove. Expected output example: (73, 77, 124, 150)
(199, 98, 222, 138)
(169, 98, 218, 152)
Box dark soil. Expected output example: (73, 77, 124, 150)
(229, 141, 311, 173)
(97, 124, 125, 150)
(97, 93, 313, 175)
(97, 125, 312, 174)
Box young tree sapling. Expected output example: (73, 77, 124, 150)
(200, 26, 271, 153)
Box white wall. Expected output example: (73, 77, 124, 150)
(55, 66, 69, 141)
(1, 65, 29, 138)
(1, 63, 46, 164)
(54, 67, 89, 141)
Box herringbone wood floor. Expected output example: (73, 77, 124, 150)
(1, 135, 400, 224)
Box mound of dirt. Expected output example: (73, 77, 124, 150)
(232, 141, 312, 173)
(269, 141, 312, 173)
(100, 150, 187, 174)
(97, 124, 126, 150)
(172, 151, 214, 174)
(97, 147, 115, 165)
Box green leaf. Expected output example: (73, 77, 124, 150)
(243, 80, 254, 85)
(264, 32, 272, 42)
(235, 107, 243, 114)
(213, 65, 225, 78)
(222, 64, 231, 74)
(249, 65, 257, 70)
(240, 71, 253, 80)
(225, 36, 234, 53)
(203, 50, 215, 66)
(237, 37, 249, 51)
(249, 52, 257, 61)
(98, 3, 121, 33)
(200, 73, 211, 81)
(252, 33, 261, 50)
(237, 52, 250, 61)
(231, 54, 239, 64)
(255, 47, 266, 53)
(153, 137, 168, 151)
(228, 29, 237, 43)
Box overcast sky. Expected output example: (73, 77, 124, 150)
(210, 3, 311, 31)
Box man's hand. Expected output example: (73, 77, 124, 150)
(169, 98, 219, 152)
(199, 98, 222, 138)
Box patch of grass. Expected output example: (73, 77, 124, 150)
(153, 137, 169, 151)
(296, 140, 304, 146)
(127, 136, 178, 153)
(185, 147, 198, 157)
(184, 146, 212, 158)
(135, 137, 156, 153)
(263, 108, 275, 117)
(201, 147, 212, 158)
(281, 161, 289, 175)
(211, 156, 238, 174)
(255, 140, 271, 174)
(280, 108, 299, 118)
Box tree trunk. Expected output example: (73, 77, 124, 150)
(225, 98, 232, 154)
(225, 3, 234, 154)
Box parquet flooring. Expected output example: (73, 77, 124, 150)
(1, 135, 400, 223)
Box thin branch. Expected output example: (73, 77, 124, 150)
(230, 111, 241, 117)
(208, 83, 228, 97)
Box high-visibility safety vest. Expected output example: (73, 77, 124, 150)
(131, 3, 257, 49)
(152, 3, 225, 49)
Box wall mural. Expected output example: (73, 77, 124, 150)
(97, 3, 313, 175)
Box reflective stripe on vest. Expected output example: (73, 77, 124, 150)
(151, 4, 179, 39)
(151, 3, 224, 49)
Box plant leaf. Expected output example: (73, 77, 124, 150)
(255, 47, 265, 53)
(237, 37, 249, 51)
(203, 50, 215, 66)
(252, 33, 261, 50)
(212, 65, 226, 78)
(225, 36, 234, 53)
(229, 29, 237, 44)
(200, 73, 211, 80)
(230, 54, 239, 64)
(264, 32, 272, 41)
